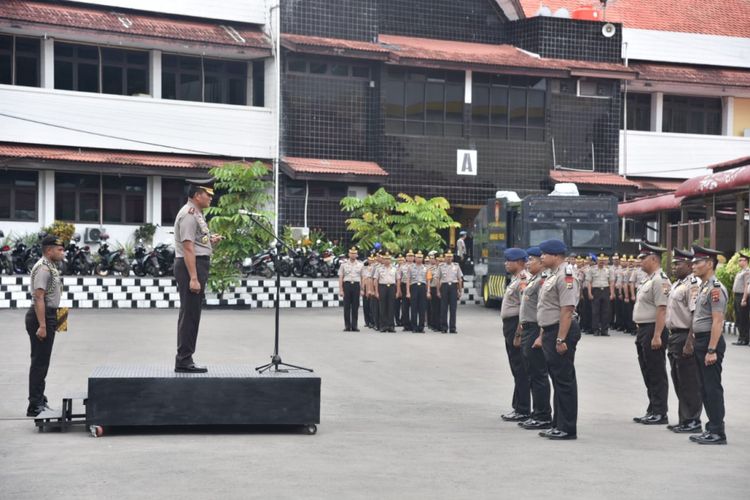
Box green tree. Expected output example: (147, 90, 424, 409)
(391, 193, 460, 252)
(340, 188, 398, 252)
(205, 161, 273, 294)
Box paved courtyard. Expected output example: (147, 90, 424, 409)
(0, 305, 748, 499)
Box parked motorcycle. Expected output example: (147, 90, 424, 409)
(276, 249, 293, 277)
(131, 239, 160, 277)
(243, 247, 275, 279)
(0, 231, 13, 275)
(11, 231, 46, 274)
(153, 242, 175, 276)
(62, 233, 94, 275)
(94, 234, 130, 277)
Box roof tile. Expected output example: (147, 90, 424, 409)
(283, 157, 388, 177)
(549, 169, 640, 187)
(633, 62, 750, 88)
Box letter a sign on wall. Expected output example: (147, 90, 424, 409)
(457, 150, 477, 176)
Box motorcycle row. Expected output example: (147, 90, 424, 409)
(242, 242, 343, 279)
(0, 231, 174, 278)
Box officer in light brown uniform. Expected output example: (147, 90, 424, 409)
(368, 254, 381, 330)
(339, 247, 364, 332)
(375, 252, 397, 332)
(536, 239, 581, 440)
(665, 247, 703, 434)
(632, 242, 671, 425)
(500, 248, 531, 422)
(427, 253, 441, 330)
(406, 251, 428, 333)
(397, 251, 415, 331)
(587, 253, 615, 336)
(731, 252, 750, 345)
(437, 251, 463, 333)
(173, 178, 222, 373)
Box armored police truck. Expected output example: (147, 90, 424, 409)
(473, 191, 618, 306)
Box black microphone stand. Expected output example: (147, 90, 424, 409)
(244, 214, 313, 374)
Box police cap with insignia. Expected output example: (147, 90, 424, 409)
(672, 248, 693, 262)
(41, 235, 64, 248)
(349, 246, 358, 254)
(539, 239, 567, 256)
(415, 251, 424, 258)
(445, 250, 454, 257)
(505, 247, 528, 262)
(691, 245, 722, 262)
(406, 250, 415, 257)
(186, 177, 215, 197)
(637, 241, 667, 259)
(527, 246, 542, 258)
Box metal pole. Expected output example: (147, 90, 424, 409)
(271, 1, 281, 235)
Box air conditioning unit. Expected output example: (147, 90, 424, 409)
(578, 80, 613, 99)
(347, 186, 368, 200)
(84, 227, 105, 243)
(290, 226, 309, 241)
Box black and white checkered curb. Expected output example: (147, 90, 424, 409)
(0, 275, 481, 309)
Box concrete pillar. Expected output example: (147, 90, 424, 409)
(722, 96, 734, 136)
(39, 170, 55, 227)
(736, 194, 745, 251)
(149, 176, 162, 227)
(41, 38, 54, 89)
(651, 92, 663, 132)
(149, 50, 162, 99)
(464, 70, 472, 104)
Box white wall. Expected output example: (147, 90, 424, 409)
(623, 29, 750, 69)
(619, 130, 750, 179)
(63, 0, 267, 25)
(0, 85, 275, 159)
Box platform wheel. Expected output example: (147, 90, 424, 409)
(304, 424, 317, 435)
(89, 425, 104, 438)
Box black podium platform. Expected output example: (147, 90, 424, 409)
(86, 365, 320, 433)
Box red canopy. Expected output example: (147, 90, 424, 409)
(618, 193, 684, 217)
(674, 165, 750, 198)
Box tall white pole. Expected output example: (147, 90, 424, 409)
(272, 0, 281, 234)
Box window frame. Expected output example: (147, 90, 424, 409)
(0, 170, 39, 222)
(162, 53, 249, 105)
(0, 34, 41, 87)
(55, 173, 147, 225)
(662, 95, 722, 136)
(285, 56, 372, 80)
(623, 92, 651, 131)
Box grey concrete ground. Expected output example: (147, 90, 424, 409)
(0, 305, 748, 500)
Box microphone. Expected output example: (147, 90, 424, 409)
(238, 209, 264, 217)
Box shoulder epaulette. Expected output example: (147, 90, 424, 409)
(565, 264, 574, 275)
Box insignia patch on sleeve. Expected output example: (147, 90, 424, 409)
(662, 283, 670, 295)
(711, 288, 721, 302)
(188, 207, 195, 214)
(564, 276, 574, 289)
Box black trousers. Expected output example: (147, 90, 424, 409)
(428, 286, 439, 328)
(440, 283, 458, 331)
(521, 322, 552, 422)
(363, 295, 372, 326)
(635, 323, 669, 416)
(734, 292, 749, 342)
(580, 294, 592, 332)
(694, 333, 726, 435)
(624, 299, 635, 332)
(378, 284, 396, 330)
(25, 307, 57, 407)
(394, 289, 402, 326)
(410, 283, 427, 331)
(502, 316, 530, 415)
(614, 293, 626, 330)
(174, 256, 210, 367)
(370, 294, 380, 329)
(541, 321, 580, 435)
(399, 283, 411, 329)
(342, 282, 360, 330)
(591, 288, 610, 333)
(667, 330, 703, 426)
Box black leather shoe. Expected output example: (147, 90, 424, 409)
(352, 328, 360, 332)
(538, 428, 556, 438)
(732, 340, 748, 346)
(633, 413, 652, 423)
(343, 327, 351, 332)
(175, 364, 208, 373)
(600, 331, 610, 336)
(26, 405, 45, 417)
(546, 429, 577, 440)
(641, 414, 668, 425)
(690, 432, 727, 445)
(520, 419, 552, 430)
(672, 422, 702, 434)
(501, 411, 530, 422)
(449, 329, 457, 334)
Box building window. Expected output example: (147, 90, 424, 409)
(285, 181, 349, 199)
(0, 170, 38, 221)
(384, 67, 464, 137)
(54, 42, 149, 96)
(55, 173, 146, 224)
(162, 54, 248, 105)
(285, 57, 371, 80)
(252, 60, 265, 107)
(161, 178, 186, 226)
(471, 74, 546, 141)
(623, 92, 651, 131)
(663, 95, 722, 135)
(0, 34, 41, 87)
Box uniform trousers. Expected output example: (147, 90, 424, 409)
(25, 307, 57, 407)
(591, 287, 610, 333)
(409, 283, 427, 331)
(580, 294, 592, 332)
(693, 333, 726, 436)
(440, 283, 458, 331)
(734, 292, 749, 343)
(342, 282, 360, 330)
(378, 284, 396, 331)
(502, 316, 531, 415)
(370, 294, 380, 330)
(362, 295, 372, 326)
(541, 321, 580, 435)
(521, 322, 552, 422)
(174, 256, 210, 367)
(428, 286, 440, 328)
(400, 283, 411, 329)
(667, 329, 703, 425)
(635, 323, 669, 416)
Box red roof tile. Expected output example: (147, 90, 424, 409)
(632, 62, 750, 89)
(519, 1, 750, 38)
(282, 34, 390, 59)
(633, 178, 683, 192)
(0, 143, 256, 169)
(707, 156, 750, 172)
(1, 0, 270, 49)
(549, 169, 640, 187)
(282, 157, 388, 177)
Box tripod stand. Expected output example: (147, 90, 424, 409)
(245, 214, 313, 374)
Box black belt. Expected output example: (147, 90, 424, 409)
(521, 321, 538, 327)
(177, 256, 210, 261)
(380, 283, 393, 287)
(593, 286, 608, 290)
(344, 281, 359, 284)
(412, 282, 426, 286)
(636, 322, 655, 328)
(694, 331, 711, 338)
(669, 328, 689, 334)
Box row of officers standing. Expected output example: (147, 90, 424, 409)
(338, 248, 464, 334)
(499, 240, 730, 444)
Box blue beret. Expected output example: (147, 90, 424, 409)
(539, 239, 568, 255)
(526, 246, 542, 258)
(504, 247, 528, 262)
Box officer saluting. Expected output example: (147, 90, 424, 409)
(437, 250, 463, 333)
(632, 242, 670, 425)
(689, 245, 729, 445)
(536, 239, 581, 440)
(173, 178, 222, 373)
(665, 247, 703, 434)
(339, 247, 364, 332)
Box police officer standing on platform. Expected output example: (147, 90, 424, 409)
(665, 247, 703, 434)
(500, 248, 531, 422)
(407, 251, 428, 333)
(516, 246, 552, 430)
(437, 250, 463, 333)
(731, 252, 750, 345)
(632, 242, 671, 426)
(339, 247, 364, 332)
(689, 245, 729, 445)
(25, 236, 65, 417)
(536, 239, 581, 440)
(173, 178, 222, 373)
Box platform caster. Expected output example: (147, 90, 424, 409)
(89, 425, 104, 438)
(304, 424, 317, 435)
